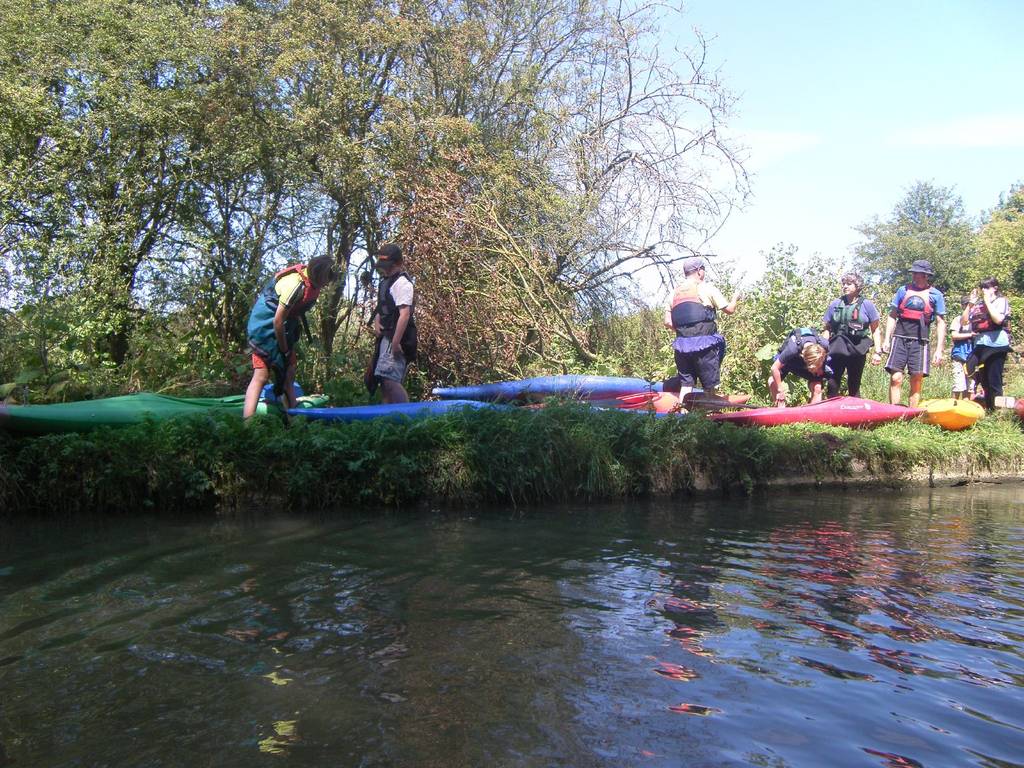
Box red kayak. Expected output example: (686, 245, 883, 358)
(709, 396, 921, 428)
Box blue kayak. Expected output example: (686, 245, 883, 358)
(431, 375, 659, 403)
(289, 400, 510, 422)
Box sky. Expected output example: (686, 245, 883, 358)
(670, 0, 1024, 286)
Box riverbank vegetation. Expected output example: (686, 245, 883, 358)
(2, 403, 1023, 517)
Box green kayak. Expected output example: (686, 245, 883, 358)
(0, 393, 329, 435)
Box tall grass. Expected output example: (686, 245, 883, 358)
(2, 403, 1022, 517)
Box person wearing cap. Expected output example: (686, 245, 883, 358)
(820, 272, 883, 398)
(244, 256, 337, 418)
(662, 256, 741, 397)
(368, 243, 417, 403)
(881, 259, 946, 407)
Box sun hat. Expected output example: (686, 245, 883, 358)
(907, 259, 935, 276)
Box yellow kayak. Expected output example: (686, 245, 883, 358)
(919, 398, 985, 431)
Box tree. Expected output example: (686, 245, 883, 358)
(852, 181, 976, 294)
(973, 183, 1024, 292)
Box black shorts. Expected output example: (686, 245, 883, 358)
(885, 336, 930, 376)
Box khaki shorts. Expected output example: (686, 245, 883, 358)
(374, 337, 408, 382)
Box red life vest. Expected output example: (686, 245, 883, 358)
(896, 285, 934, 324)
(969, 301, 1009, 333)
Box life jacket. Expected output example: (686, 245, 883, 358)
(829, 298, 868, 339)
(670, 281, 718, 338)
(246, 263, 323, 394)
(896, 285, 934, 323)
(894, 284, 936, 340)
(375, 271, 418, 362)
(260, 264, 321, 319)
(785, 327, 828, 353)
(969, 301, 1010, 334)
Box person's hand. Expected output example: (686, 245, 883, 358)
(931, 349, 943, 366)
(969, 288, 979, 304)
(982, 286, 997, 302)
(731, 290, 743, 304)
(774, 392, 787, 407)
(881, 340, 891, 354)
(870, 350, 882, 366)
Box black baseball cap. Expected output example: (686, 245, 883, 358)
(375, 243, 403, 263)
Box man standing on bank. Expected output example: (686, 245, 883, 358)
(663, 256, 741, 398)
(881, 259, 946, 408)
(369, 243, 417, 404)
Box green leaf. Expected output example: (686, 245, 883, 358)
(14, 369, 43, 384)
(0, 383, 17, 398)
(755, 344, 777, 362)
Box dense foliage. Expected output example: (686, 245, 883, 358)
(0, 0, 746, 401)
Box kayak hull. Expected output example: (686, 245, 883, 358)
(0, 393, 327, 435)
(432, 375, 654, 403)
(919, 398, 984, 431)
(291, 400, 509, 422)
(709, 396, 920, 428)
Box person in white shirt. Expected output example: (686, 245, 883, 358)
(369, 243, 417, 404)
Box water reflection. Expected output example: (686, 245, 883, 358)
(0, 486, 1022, 766)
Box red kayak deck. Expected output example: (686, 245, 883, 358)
(709, 396, 921, 428)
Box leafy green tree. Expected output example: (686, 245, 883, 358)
(852, 181, 976, 295)
(718, 245, 842, 400)
(972, 183, 1024, 291)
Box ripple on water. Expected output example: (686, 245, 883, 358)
(1, 491, 1023, 767)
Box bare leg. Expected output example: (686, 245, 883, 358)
(907, 373, 925, 408)
(244, 368, 271, 419)
(380, 379, 409, 404)
(888, 372, 903, 405)
(282, 363, 298, 410)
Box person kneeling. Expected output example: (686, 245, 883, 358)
(768, 328, 831, 408)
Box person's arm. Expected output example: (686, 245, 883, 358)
(931, 315, 946, 364)
(663, 307, 674, 331)
(273, 301, 290, 357)
(770, 359, 786, 405)
(869, 320, 883, 364)
(809, 379, 823, 404)
(391, 305, 411, 354)
(950, 318, 974, 342)
(721, 290, 741, 316)
(820, 302, 834, 341)
(983, 292, 1008, 326)
(882, 313, 896, 352)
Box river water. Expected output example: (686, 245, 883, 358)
(1, 485, 1022, 767)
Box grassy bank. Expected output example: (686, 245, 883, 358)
(2, 404, 1023, 516)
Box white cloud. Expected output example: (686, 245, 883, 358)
(887, 115, 1024, 148)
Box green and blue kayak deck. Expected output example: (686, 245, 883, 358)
(0, 393, 327, 435)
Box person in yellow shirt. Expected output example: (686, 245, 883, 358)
(244, 256, 336, 418)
